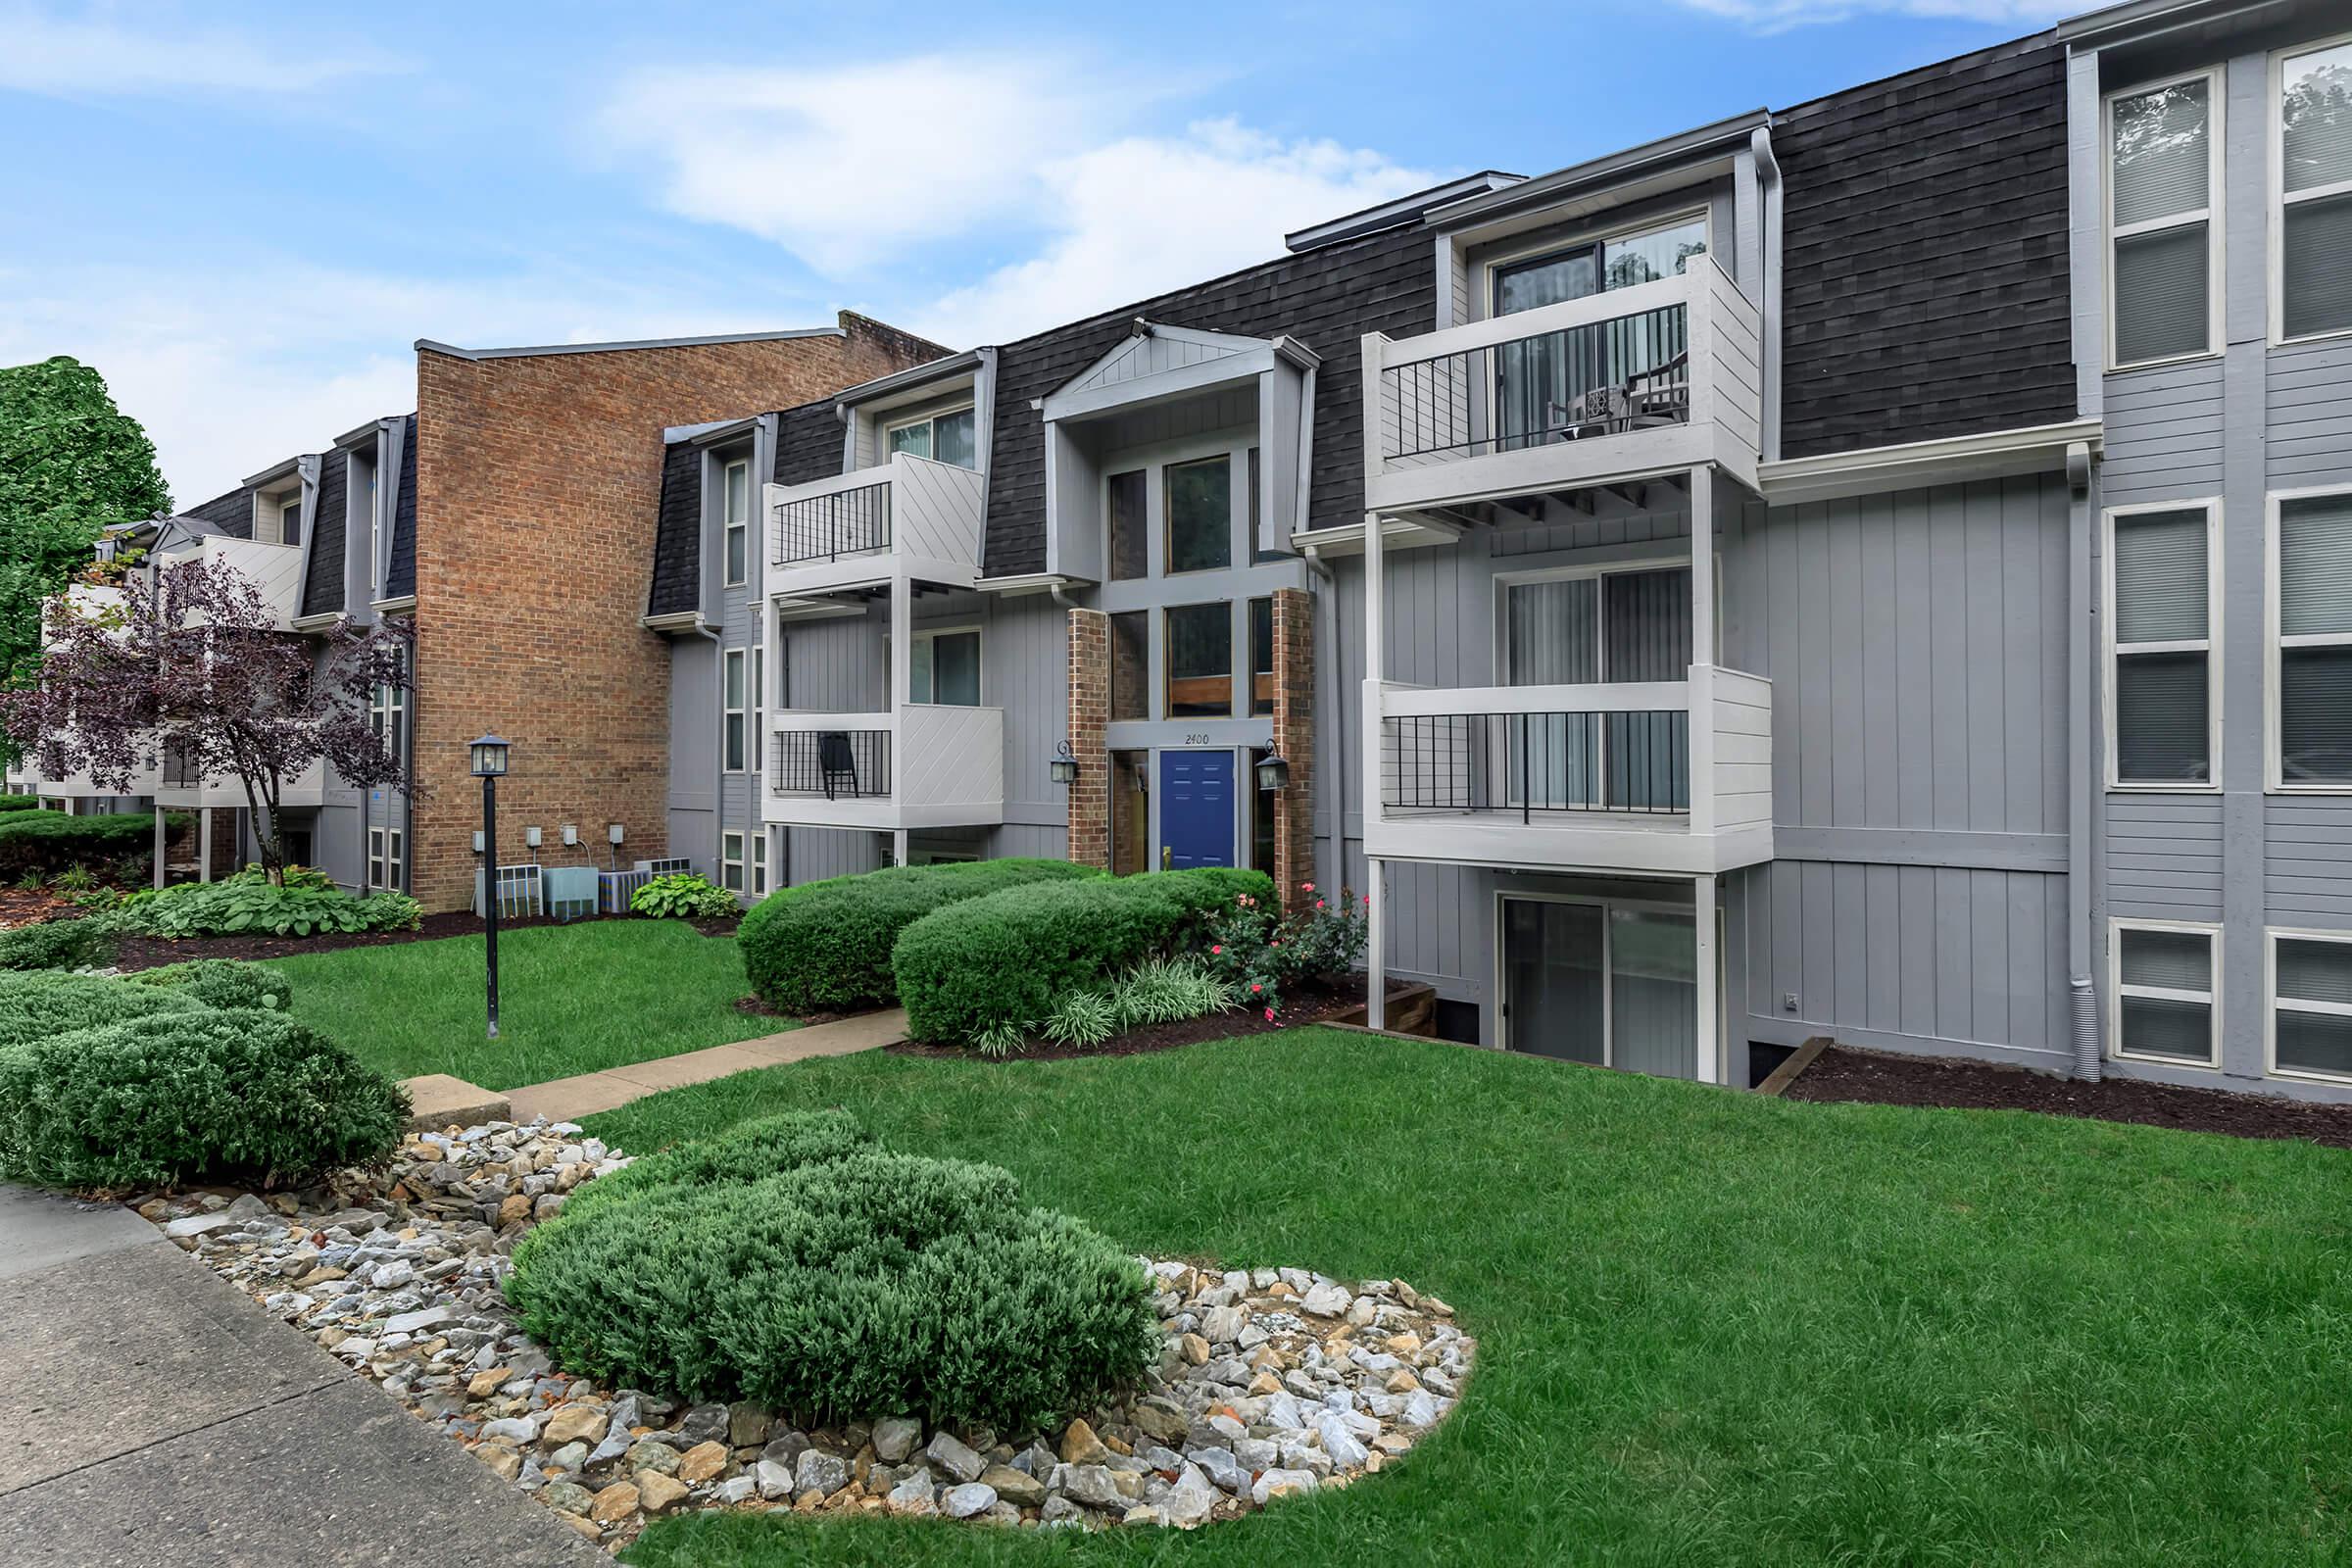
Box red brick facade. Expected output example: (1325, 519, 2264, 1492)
(1270, 587, 1315, 911)
(1065, 608, 1110, 871)
(409, 314, 944, 910)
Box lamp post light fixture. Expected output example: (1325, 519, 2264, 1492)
(470, 734, 510, 1040)
(1255, 752, 1290, 793)
(1050, 740, 1080, 787)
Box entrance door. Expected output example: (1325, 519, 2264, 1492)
(1158, 752, 1234, 869)
(1501, 899, 1605, 1063)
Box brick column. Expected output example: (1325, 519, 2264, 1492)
(1066, 608, 1110, 870)
(1271, 587, 1315, 912)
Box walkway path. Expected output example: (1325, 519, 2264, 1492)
(501, 1008, 906, 1123)
(0, 1182, 607, 1568)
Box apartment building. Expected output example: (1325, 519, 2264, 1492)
(23, 315, 944, 898)
(653, 0, 2352, 1101)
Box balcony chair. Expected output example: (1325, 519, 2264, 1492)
(817, 731, 859, 801)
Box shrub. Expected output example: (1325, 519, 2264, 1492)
(0, 1006, 408, 1191)
(892, 868, 1273, 1045)
(736, 858, 1100, 1013)
(560, 1108, 872, 1223)
(1202, 879, 1370, 1015)
(122, 867, 421, 939)
(1108, 955, 1237, 1028)
(0, 915, 118, 972)
(0, 810, 179, 881)
(631, 872, 737, 921)
(0, 795, 42, 811)
(128, 958, 294, 1012)
(0, 969, 206, 1051)
(506, 1114, 1156, 1431)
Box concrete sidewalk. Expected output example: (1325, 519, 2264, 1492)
(0, 1183, 606, 1568)
(503, 1007, 906, 1123)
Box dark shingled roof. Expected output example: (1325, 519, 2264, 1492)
(301, 450, 347, 617)
(775, 404, 841, 486)
(646, 442, 703, 618)
(181, 483, 255, 540)
(385, 414, 417, 600)
(980, 222, 1433, 577)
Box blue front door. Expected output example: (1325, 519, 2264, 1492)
(1158, 752, 1235, 869)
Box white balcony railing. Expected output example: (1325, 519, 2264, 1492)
(1365, 665, 1772, 875)
(763, 703, 1004, 831)
(765, 454, 987, 598)
(1363, 255, 1761, 522)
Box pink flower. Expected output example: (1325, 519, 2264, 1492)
(1263, 1006, 1276, 1021)
(1315, 899, 1326, 910)
(1270, 940, 1281, 948)
(1211, 944, 1222, 956)
(1301, 881, 1315, 893)
(1250, 983, 1262, 994)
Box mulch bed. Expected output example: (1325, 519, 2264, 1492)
(889, 977, 1416, 1064)
(1785, 1044, 2352, 1151)
(0, 887, 77, 930)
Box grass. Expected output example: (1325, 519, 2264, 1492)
(271, 920, 788, 1089)
(583, 1029, 2352, 1567)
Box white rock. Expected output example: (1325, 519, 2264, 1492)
(886, 1470, 938, 1515)
(755, 1459, 795, 1500)
(480, 1416, 538, 1445)
(1165, 1463, 1218, 1526)
(384, 1306, 451, 1335)
(942, 1482, 997, 1518)
(164, 1212, 239, 1240)
(1250, 1468, 1320, 1505)
(1316, 1411, 1370, 1469)
(1298, 1281, 1350, 1317)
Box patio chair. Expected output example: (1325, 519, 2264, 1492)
(817, 731, 859, 801)
(1620, 353, 1690, 429)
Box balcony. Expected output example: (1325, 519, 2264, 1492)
(763, 703, 1003, 831)
(765, 453, 987, 602)
(1362, 256, 1760, 528)
(172, 536, 306, 629)
(1365, 666, 1772, 875)
(155, 744, 324, 809)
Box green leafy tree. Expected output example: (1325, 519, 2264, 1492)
(0, 357, 171, 704)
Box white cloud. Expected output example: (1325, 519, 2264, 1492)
(0, 4, 405, 97)
(1670, 0, 2074, 28)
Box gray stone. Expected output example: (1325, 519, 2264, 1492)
(541, 1480, 594, 1514)
(715, 1474, 757, 1504)
(870, 1414, 921, 1463)
(923, 1430, 985, 1484)
(1298, 1281, 1350, 1317)
(886, 1469, 938, 1516)
(1165, 1462, 1219, 1526)
(1251, 1467, 1320, 1504)
(1263, 1391, 1305, 1431)
(979, 1462, 1044, 1506)
(1060, 1464, 1127, 1511)
(942, 1482, 997, 1519)
(1400, 1391, 1442, 1428)
(1200, 1304, 1246, 1344)
(1316, 1411, 1370, 1469)
(479, 1416, 538, 1445)
(545, 1442, 587, 1473)
(794, 1446, 849, 1496)
(1189, 1446, 1249, 1494)
(369, 1260, 417, 1290)
(625, 1440, 680, 1475)
(760, 1431, 809, 1469)
(674, 1402, 729, 1446)
(163, 1212, 238, 1240)
(1040, 1494, 1086, 1525)
(1234, 1437, 1279, 1471)
(383, 1305, 451, 1336)
(726, 1401, 773, 1448)
(755, 1459, 795, 1500)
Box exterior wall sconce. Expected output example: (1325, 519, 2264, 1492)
(1255, 753, 1289, 793)
(1051, 740, 1080, 786)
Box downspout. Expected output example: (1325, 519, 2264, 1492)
(1749, 125, 1784, 463)
(696, 620, 725, 882)
(2067, 440, 2101, 1081)
(1301, 543, 1337, 898)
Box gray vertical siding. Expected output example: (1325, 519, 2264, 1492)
(666, 638, 717, 876)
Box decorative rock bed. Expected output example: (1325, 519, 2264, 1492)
(136, 1119, 1474, 1549)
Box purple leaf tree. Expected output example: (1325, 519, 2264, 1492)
(0, 553, 414, 884)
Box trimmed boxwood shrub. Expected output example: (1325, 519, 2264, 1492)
(0, 810, 179, 880)
(892, 868, 1276, 1045)
(0, 795, 42, 811)
(559, 1107, 872, 1223)
(0, 969, 206, 1051)
(128, 958, 294, 1012)
(736, 858, 1100, 1013)
(0, 915, 117, 972)
(0, 1006, 408, 1191)
(506, 1112, 1155, 1430)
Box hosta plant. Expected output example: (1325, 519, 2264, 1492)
(630, 872, 738, 920)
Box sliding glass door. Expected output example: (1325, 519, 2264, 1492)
(1502, 565, 1692, 811)
(1500, 897, 1696, 1078)
(1491, 216, 1707, 449)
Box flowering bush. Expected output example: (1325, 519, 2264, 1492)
(1200, 881, 1369, 1017)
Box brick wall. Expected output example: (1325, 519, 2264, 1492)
(1066, 608, 1109, 871)
(1270, 587, 1314, 912)
(409, 314, 944, 911)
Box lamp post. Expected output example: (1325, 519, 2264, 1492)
(470, 734, 511, 1040)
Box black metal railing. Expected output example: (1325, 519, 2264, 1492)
(1382, 304, 1689, 465)
(773, 480, 891, 566)
(771, 728, 891, 800)
(1381, 710, 1689, 820)
(161, 739, 199, 789)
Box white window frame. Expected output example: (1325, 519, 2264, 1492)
(2103, 498, 2223, 792)
(721, 648, 748, 773)
(720, 830, 746, 893)
(751, 645, 764, 776)
(721, 458, 751, 588)
(369, 649, 409, 778)
(2267, 926, 2352, 1084)
(2104, 68, 2227, 371)
(907, 623, 984, 707)
(2270, 31, 2352, 347)
(2109, 916, 2222, 1069)
(750, 830, 769, 896)
(368, 825, 405, 892)
(1491, 887, 1706, 1077)
(884, 404, 977, 467)
(2266, 484, 2352, 792)
(1477, 205, 1716, 322)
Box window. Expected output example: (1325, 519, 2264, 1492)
(910, 628, 981, 706)
(2270, 930, 2352, 1081)
(1165, 603, 1232, 717)
(1492, 215, 1706, 448)
(1249, 596, 1276, 716)
(886, 407, 977, 469)
(368, 826, 405, 892)
(2272, 488, 2352, 787)
(751, 831, 768, 897)
(722, 649, 748, 772)
(1109, 611, 1149, 720)
(1108, 469, 1148, 581)
(280, 498, 303, 548)
(2276, 36, 2352, 342)
(752, 647, 764, 773)
(1165, 456, 1231, 573)
(2107, 73, 2221, 367)
(2108, 503, 2216, 786)
(2111, 919, 2219, 1067)
(369, 650, 408, 776)
(721, 831, 746, 894)
(722, 459, 750, 587)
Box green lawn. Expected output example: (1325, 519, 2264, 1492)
(272, 920, 787, 1089)
(586, 1030, 2352, 1567)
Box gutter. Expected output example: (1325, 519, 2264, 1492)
(2067, 440, 2102, 1081)
(1750, 126, 1784, 464)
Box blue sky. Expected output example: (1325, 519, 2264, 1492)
(1, 0, 2071, 503)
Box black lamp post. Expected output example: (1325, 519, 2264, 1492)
(470, 734, 511, 1040)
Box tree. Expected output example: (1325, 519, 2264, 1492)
(0, 358, 171, 700)
(0, 555, 413, 883)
